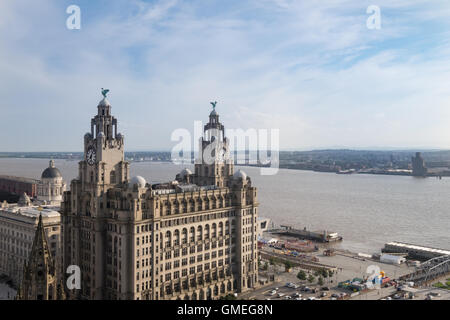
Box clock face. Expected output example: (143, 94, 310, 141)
(86, 146, 96, 166)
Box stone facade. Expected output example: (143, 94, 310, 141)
(0, 198, 61, 286)
(61, 96, 259, 300)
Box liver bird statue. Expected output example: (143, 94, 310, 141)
(101, 88, 110, 98)
(210, 101, 217, 110)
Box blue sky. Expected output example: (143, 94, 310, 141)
(1, 0, 450, 151)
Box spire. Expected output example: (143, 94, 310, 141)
(17, 213, 61, 300)
(30, 213, 53, 268)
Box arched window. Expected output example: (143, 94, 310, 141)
(182, 228, 188, 244)
(204, 224, 210, 240)
(212, 223, 217, 238)
(174, 229, 180, 246)
(218, 222, 223, 237)
(165, 231, 172, 248)
(197, 226, 203, 241)
(110, 170, 116, 184)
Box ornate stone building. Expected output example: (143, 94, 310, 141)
(0, 195, 61, 286)
(61, 94, 259, 300)
(16, 214, 65, 300)
(37, 160, 66, 206)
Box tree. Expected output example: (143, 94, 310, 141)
(263, 262, 268, 271)
(318, 277, 324, 286)
(285, 260, 293, 272)
(308, 275, 315, 283)
(269, 257, 276, 266)
(297, 270, 307, 281)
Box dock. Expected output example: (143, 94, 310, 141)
(382, 242, 450, 261)
(270, 225, 343, 243)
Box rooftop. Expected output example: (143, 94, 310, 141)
(0, 175, 39, 184)
(0, 204, 60, 219)
(386, 241, 450, 256)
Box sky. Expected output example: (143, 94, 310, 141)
(1, 0, 450, 152)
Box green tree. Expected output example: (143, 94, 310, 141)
(297, 270, 307, 281)
(308, 275, 316, 283)
(318, 277, 324, 286)
(285, 260, 293, 271)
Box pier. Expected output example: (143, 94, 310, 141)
(270, 225, 343, 243)
(383, 242, 450, 261)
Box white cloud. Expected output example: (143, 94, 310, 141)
(1, 0, 450, 151)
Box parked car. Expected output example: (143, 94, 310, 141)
(321, 287, 330, 291)
(320, 292, 328, 297)
(429, 292, 441, 297)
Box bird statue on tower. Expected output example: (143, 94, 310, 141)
(210, 101, 217, 110)
(101, 88, 110, 98)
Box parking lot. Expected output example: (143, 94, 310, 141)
(241, 248, 419, 300)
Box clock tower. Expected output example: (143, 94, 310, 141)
(81, 93, 129, 197)
(62, 90, 131, 299)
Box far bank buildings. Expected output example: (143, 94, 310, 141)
(60, 94, 259, 300)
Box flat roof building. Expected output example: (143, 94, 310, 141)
(383, 242, 450, 261)
(0, 197, 61, 286)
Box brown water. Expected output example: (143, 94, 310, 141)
(1, 158, 449, 254)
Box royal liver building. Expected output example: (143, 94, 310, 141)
(61, 93, 259, 300)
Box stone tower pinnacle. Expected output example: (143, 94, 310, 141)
(16, 214, 65, 300)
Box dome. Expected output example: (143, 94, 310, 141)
(41, 160, 62, 179)
(180, 168, 192, 178)
(98, 97, 111, 107)
(233, 169, 247, 181)
(210, 109, 217, 117)
(129, 176, 146, 188)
